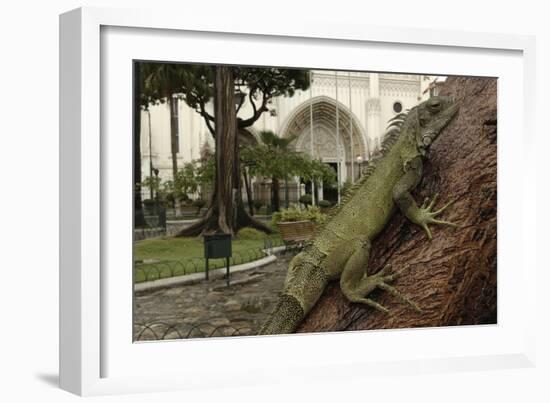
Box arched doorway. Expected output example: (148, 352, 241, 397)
(280, 96, 367, 204)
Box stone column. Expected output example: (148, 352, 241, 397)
(366, 73, 382, 152)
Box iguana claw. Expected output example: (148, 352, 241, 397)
(415, 193, 458, 240)
(354, 265, 422, 313)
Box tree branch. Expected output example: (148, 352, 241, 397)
(239, 90, 269, 128)
(198, 100, 215, 137)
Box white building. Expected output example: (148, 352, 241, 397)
(140, 70, 439, 205)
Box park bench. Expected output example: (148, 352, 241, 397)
(276, 220, 315, 250)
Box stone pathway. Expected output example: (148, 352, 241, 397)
(134, 253, 294, 341)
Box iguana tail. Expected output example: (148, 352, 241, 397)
(259, 252, 328, 335)
(258, 294, 305, 335)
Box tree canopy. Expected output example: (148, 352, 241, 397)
(179, 65, 310, 135)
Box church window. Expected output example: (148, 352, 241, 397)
(393, 101, 403, 113)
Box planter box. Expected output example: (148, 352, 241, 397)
(276, 220, 315, 245)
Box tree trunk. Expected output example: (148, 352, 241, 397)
(133, 62, 146, 227)
(177, 67, 272, 237)
(271, 177, 280, 212)
(169, 96, 181, 216)
(297, 77, 497, 333)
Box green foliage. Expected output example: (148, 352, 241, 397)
(139, 63, 208, 109)
(318, 199, 332, 208)
(195, 155, 214, 189)
(141, 175, 162, 194)
(141, 157, 214, 206)
(242, 130, 337, 195)
(236, 227, 267, 240)
(253, 200, 263, 210)
(137, 62, 311, 135)
(241, 130, 301, 181)
(302, 159, 337, 187)
(271, 205, 326, 225)
(163, 162, 199, 202)
(298, 194, 312, 206)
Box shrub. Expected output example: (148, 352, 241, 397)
(318, 199, 332, 208)
(178, 193, 190, 203)
(163, 192, 175, 208)
(271, 205, 326, 225)
(142, 199, 156, 214)
(180, 195, 193, 205)
(236, 227, 266, 240)
(192, 199, 206, 214)
(298, 194, 312, 206)
(253, 200, 263, 211)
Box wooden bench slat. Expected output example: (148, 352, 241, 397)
(277, 221, 315, 245)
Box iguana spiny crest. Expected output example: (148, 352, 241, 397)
(319, 95, 458, 231)
(260, 96, 459, 335)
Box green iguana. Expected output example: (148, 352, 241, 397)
(259, 96, 459, 335)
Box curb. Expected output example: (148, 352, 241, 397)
(134, 254, 278, 293)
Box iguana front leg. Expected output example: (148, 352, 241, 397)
(393, 156, 458, 240)
(336, 238, 420, 313)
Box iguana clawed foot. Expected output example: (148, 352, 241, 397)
(414, 193, 459, 240)
(351, 264, 421, 314)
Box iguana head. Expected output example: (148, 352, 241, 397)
(414, 96, 459, 155)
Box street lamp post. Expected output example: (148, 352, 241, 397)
(147, 110, 154, 200)
(153, 168, 160, 215)
(356, 155, 364, 179)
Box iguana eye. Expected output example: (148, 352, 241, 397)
(428, 98, 441, 112)
(422, 136, 432, 146)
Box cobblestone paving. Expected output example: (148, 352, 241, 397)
(134, 253, 294, 341)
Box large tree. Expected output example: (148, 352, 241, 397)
(175, 66, 310, 236)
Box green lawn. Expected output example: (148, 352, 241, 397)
(134, 235, 282, 283)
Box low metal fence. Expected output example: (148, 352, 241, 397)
(134, 236, 285, 283)
(133, 321, 254, 341)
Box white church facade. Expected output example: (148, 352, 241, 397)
(140, 70, 440, 205)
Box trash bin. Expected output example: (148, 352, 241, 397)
(203, 233, 232, 285)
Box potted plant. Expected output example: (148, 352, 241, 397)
(271, 205, 326, 245)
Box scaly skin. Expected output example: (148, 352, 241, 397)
(259, 96, 459, 335)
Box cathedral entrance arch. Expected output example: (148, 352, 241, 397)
(280, 96, 367, 203)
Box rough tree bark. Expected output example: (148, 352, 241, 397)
(168, 96, 182, 216)
(298, 77, 497, 333)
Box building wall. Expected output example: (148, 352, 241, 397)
(139, 71, 439, 189)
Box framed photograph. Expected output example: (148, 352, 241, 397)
(60, 7, 536, 396)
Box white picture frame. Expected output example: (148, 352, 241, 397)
(60, 6, 537, 396)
